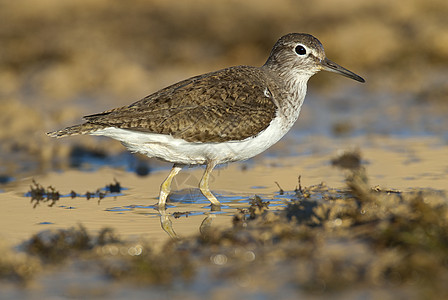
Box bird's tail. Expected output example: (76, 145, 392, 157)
(47, 123, 105, 138)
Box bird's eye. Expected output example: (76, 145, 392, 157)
(295, 45, 307, 55)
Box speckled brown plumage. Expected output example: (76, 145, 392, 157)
(49, 33, 365, 146)
(47, 33, 365, 208)
(50, 66, 281, 142)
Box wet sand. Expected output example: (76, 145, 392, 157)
(1, 135, 446, 246)
(1, 0, 448, 298)
(0, 135, 447, 298)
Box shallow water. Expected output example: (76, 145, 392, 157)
(1, 136, 447, 298)
(1, 0, 448, 297)
(1, 134, 446, 244)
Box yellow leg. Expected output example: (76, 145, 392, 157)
(158, 165, 182, 208)
(199, 213, 216, 235)
(157, 207, 179, 240)
(199, 162, 221, 207)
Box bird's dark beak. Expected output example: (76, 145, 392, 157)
(321, 57, 365, 83)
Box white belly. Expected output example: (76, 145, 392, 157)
(91, 115, 293, 165)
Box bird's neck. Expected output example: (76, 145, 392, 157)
(279, 74, 309, 127)
(262, 65, 311, 124)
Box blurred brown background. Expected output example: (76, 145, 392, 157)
(0, 0, 447, 175)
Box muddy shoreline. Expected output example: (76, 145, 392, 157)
(1, 0, 448, 298)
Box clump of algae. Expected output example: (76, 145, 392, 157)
(282, 167, 448, 294)
(2, 165, 447, 297)
(158, 166, 448, 296)
(24, 225, 121, 264)
(0, 242, 40, 283)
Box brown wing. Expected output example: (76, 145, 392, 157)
(83, 66, 278, 143)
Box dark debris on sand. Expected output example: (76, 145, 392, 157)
(6, 166, 448, 297)
(331, 149, 362, 170)
(24, 225, 121, 264)
(28, 180, 60, 208)
(26, 179, 123, 207)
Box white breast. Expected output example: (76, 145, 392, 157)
(91, 113, 298, 165)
